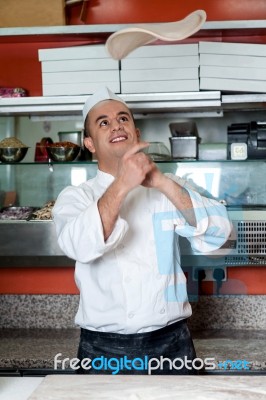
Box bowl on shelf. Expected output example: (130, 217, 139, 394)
(0, 147, 29, 163)
(46, 142, 80, 162)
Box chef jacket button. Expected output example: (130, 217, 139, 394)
(128, 312, 134, 319)
(160, 308, 165, 314)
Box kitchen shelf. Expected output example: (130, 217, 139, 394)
(1, 19, 266, 41)
(1, 20, 266, 115)
(1, 159, 266, 167)
(0, 91, 222, 116)
(3, 92, 266, 117)
(0, 161, 96, 165)
(0, 159, 262, 166)
(222, 93, 266, 111)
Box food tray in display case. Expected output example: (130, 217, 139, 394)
(0, 206, 37, 221)
(0, 205, 73, 267)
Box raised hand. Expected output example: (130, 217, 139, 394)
(116, 141, 154, 193)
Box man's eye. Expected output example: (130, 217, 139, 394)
(119, 116, 128, 122)
(100, 120, 109, 127)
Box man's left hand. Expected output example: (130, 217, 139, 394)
(141, 161, 165, 189)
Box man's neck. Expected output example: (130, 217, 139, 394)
(97, 159, 119, 178)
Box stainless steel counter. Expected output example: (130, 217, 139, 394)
(0, 220, 74, 267)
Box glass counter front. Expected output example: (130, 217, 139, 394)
(0, 160, 265, 208)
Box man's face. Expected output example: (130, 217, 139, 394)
(84, 100, 140, 167)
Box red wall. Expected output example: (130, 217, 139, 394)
(2, 0, 266, 96)
(0, 267, 265, 295)
(0, 268, 79, 294)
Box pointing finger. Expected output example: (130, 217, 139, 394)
(125, 141, 150, 157)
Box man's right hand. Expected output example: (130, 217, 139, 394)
(116, 142, 153, 194)
(98, 142, 154, 241)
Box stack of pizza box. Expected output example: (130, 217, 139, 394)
(120, 43, 200, 94)
(38, 45, 120, 96)
(199, 41, 266, 92)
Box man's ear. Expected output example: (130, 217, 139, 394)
(84, 137, 96, 153)
(136, 128, 141, 139)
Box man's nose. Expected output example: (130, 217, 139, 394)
(111, 118, 122, 131)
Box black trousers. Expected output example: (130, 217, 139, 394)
(76, 319, 200, 375)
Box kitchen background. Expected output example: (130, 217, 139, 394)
(1, 110, 266, 331)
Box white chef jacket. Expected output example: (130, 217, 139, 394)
(52, 170, 232, 334)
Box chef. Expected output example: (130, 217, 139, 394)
(52, 87, 232, 375)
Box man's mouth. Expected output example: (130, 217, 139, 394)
(110, 135, 127, 143)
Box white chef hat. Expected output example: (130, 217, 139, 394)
(83, 87, 127, 123)
(105, 10, 206, 60)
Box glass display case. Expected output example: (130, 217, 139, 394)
(0, 160, 265, 208)
(0, 161, 98, 207)
(1, 159, 266, 268)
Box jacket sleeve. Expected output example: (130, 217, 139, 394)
(162, 174, 232, 253)
(52, 185, 128, 263)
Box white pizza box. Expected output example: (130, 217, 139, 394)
(38, 45, 110, 61)
(121, 79, 199, 94)
(121, 67, 198, 82)
(121, 55, 199, 70)
(200, 77, 266, 92)
(41, 58, 119, 72)
(200, 53, 266, 69)
(200, 65, 266, 80)
(126, 44, 199, 58)
(42, 81, 120, 96)
(199, 41, 266, 57)
(42, 70, 120, 85)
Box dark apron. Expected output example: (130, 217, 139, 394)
(76, 319, 201, 375)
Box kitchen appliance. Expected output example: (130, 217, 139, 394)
(180, 206, 266, 268)
(227, 121, 266, 159)
(198, 143, 227, 160)
(169, 121, 199, 159)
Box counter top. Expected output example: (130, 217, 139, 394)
(28, 375, 266, 400)
(0, 377, 44, 400)
(0, 329, 265, 374)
